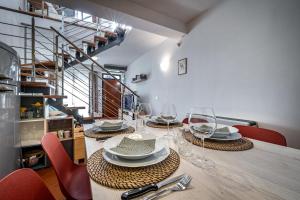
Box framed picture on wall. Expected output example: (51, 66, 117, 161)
(178, 58, 187, 75)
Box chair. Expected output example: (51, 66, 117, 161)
(0, 168, 55, 200)
(41, 133, 92, 200)
(182, 117, 208, 124)
(233, 125, 287, 146)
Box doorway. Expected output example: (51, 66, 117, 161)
(102, 74, 121, 118)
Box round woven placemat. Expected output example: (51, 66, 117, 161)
(146, 121, 183, 129)
(84, 126, 135, 139)
(87, 148, 180, 189)
(183, 131, 253, 151)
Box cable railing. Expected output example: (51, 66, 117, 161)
(35, 25, 134, 120)
(0, 10, 136, 121)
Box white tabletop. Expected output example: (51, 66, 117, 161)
(83, 122, 300, 200)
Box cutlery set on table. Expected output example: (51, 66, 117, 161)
(121, 174, 192, 200)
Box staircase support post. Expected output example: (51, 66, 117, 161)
(61, 44, 65, 95)
(55, 35, 59, 95)
(91, 64, 95, 119)
(31, 17, 35, 81)
(24, 26, 27, 63)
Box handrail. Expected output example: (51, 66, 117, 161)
(50, 26, 139, 98)
(35, 36, 123, 109)
(34, 28, 128, 98)
(64, 15, 92, 28)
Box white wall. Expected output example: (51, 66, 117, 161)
(126, 0, 300, 148)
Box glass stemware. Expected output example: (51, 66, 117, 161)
(160, 103, 177, 136)
(189, 107, 216, 169)
(136, 103, 152, 133)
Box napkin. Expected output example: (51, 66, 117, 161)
(96, 120, 123, 130)
(215, 127, 230, 134)
(110, 137, 156, 155)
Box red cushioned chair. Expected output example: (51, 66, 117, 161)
(233, 125, 287, 146)
(0, 168, 55, 200)
(41, 133, 92, 200)
(182, 117, 208, 124)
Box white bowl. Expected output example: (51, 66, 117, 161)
(103, 134, 167, 160)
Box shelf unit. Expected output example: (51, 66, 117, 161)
(19, 95, 75, 170)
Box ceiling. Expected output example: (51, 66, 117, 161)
(91, 28, 166, 66)
(49, 0, 220, 66)
(128, 0, 220, 24)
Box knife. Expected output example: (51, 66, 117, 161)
(121, 174, 185, 200)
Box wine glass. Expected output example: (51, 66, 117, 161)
(160, 103, 177, 136)
(189, 107, 216, 169)
(136, 103, 152, 133)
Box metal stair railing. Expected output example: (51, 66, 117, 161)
(50, 26, 138, 97)
(34, 28, 131, 120)
(0, 16, 135, 121)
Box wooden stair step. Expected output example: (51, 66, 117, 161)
(21, 67, 55, 73)
(82, 40, 96, 47)
(21, 81, 55, 89)
(21, 61, 56, 69)
(105, 31, 117, 37)
(69, 46, 83, 51)
(56, 52, 70, 58)
(20, 73, 56, 80)
(44, 95, 68, 99)
(94, 36, 108, 43)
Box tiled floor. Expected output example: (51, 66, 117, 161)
(36, 167, 65, 200)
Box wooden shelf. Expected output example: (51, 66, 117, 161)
(132, 79, 146, 83)
(46, 116, 73, 121)
(21, 140, 41, 147)
(20, 118, 45, 123)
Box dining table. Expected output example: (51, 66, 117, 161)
(83, 121, 300, 200)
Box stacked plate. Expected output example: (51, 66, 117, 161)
(103, 134, 170, 167)
(93, 120, 128, 133)
(208, 124, 241, 141)
(148, 116, 180, 125)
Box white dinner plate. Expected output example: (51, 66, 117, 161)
(148, 116, 179, 125)
(94, 124, 128, 133)
(190, 123, 239, 134)
(103, 147, 170, 168)
(103, 133, 167, 160)
(209, 132, 242, 141)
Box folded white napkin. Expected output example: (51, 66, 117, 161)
(110, 137, 156, 155)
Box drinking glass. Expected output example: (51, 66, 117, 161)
(160, 103, 177, 136)
(175, 129, 194, 159)
(189, 107, 216, 169)
(136, 103, 152, 133)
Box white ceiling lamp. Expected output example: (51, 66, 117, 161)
(160, 56, 170, 72)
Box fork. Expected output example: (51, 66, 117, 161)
(143, 175, 192, 200)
